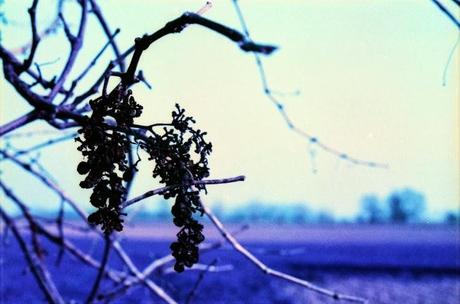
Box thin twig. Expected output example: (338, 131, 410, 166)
(442, 32, 460, 86)
(0, 110, 40, 137)
(55, 199, 65, 266)
(432, 0, 460, 29)
(100, 225, 249, 301)
(111, 241, 177, 304)
(122, 12, 277, 85)
(231, 0, 387, 169)
(185, 259, 219, 304)
(11, 0, 63, 55)
(200, 197, 368, 303)
(48, 0, 88, 100)
(0, 150, 177, 304)
(21, 0, 40, 72)
(2, 133, 77, 159)
(164, 262, 232, 275)
(6, 197, 135, 288)
(122, 175, 245, 208)
(22, 212, 125, 283)
(60, 28, 121, 106)
(0, 181, 45, 260)
(85, 234, 111, 303)
(0, 188, 65, 304)
(2, 129, 69, 139)
(88, 0, 125, 72)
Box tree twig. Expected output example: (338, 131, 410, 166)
(231, 0, 387, 169)
(122, 12, 277, 86)
(200, 197, 368, 303)
(0, 189, 65, 304)
(59, 28, 121, 105)
(85, 234, 111, 303)
(100, 225, 249, 301)
(122, 175, 245, 208)
(88, 0, 125, 72)
(432, 0, 460, 29)
(21, 0, 40, 72)
(48, 0, 88, 100)
(2, 133, 77, 159)
(1, 150, 177, 303)
(0, 110, 40, 137)
(185, 259, 219, 304)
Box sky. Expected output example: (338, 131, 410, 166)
(0, 0, 459, 220)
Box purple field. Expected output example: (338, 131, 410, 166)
(1, 224, 459, 303)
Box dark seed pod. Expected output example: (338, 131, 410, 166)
(174, 263, 185, 273)
(79, 180, 92, 189)
(122, 170, 133, 181)
(87, 211, 102, 225)
(77, 161, 90, 175)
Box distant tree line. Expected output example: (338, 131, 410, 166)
(129, 201, 336, 225)
(127, 187, 459, 225)
(53, 187, 458, 226)
(217, 202, 336, 224)
(357, 188, 459, 225)
(357, 188, 426, 224)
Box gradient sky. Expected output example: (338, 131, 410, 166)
(1, 0, 459, 219)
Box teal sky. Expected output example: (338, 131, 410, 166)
(1, 0, 459, 219)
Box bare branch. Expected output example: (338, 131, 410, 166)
(185, 259, 219, 304)
(2, 10, 276, 131)
(21, 0, 40, 72)
(48, 0, 88, 100)
(88, 0, 125, 72)
(0, 185, 137, 290)
(2, 129, 68, 139)
(11, 0, 63, 56)
(122, 12, 277, 85)
(0, 150, 177, 304)
(432, 0, 460, 29)
(100, 225, 249, 301)
(21, 210, 125, 283)
(0, 185, 65, 304)
(442, 33, 460, 86)
(85, 235, 111, 303)
(231, 0, 387, 169)
(55, 199, 65, 265)
(70, 62, 113, 106)
(0, 110, 40, 137)
(2, 133, 76, 159)
(122, 175, 245, 208)
(59, 28, 121, 106)
(0, 43, 68, 95)
(200, 197, 368, 303)
(111, 241, 178, 304)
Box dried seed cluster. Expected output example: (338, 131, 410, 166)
(76, 87, 212, 271)
(76, 87, 143, 234)
(141, 104, 212, 272)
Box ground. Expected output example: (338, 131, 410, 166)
(1, 224, 458, 303)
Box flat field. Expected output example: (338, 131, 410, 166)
(1, 224, 459, 303)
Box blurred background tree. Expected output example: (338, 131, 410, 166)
(359, 194, 385, 224)
(387, 188, 426, 224)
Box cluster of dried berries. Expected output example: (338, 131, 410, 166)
(75, 87, 143, 234)
(141, 104, 212, 272)
(76, 88, 212, 272)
